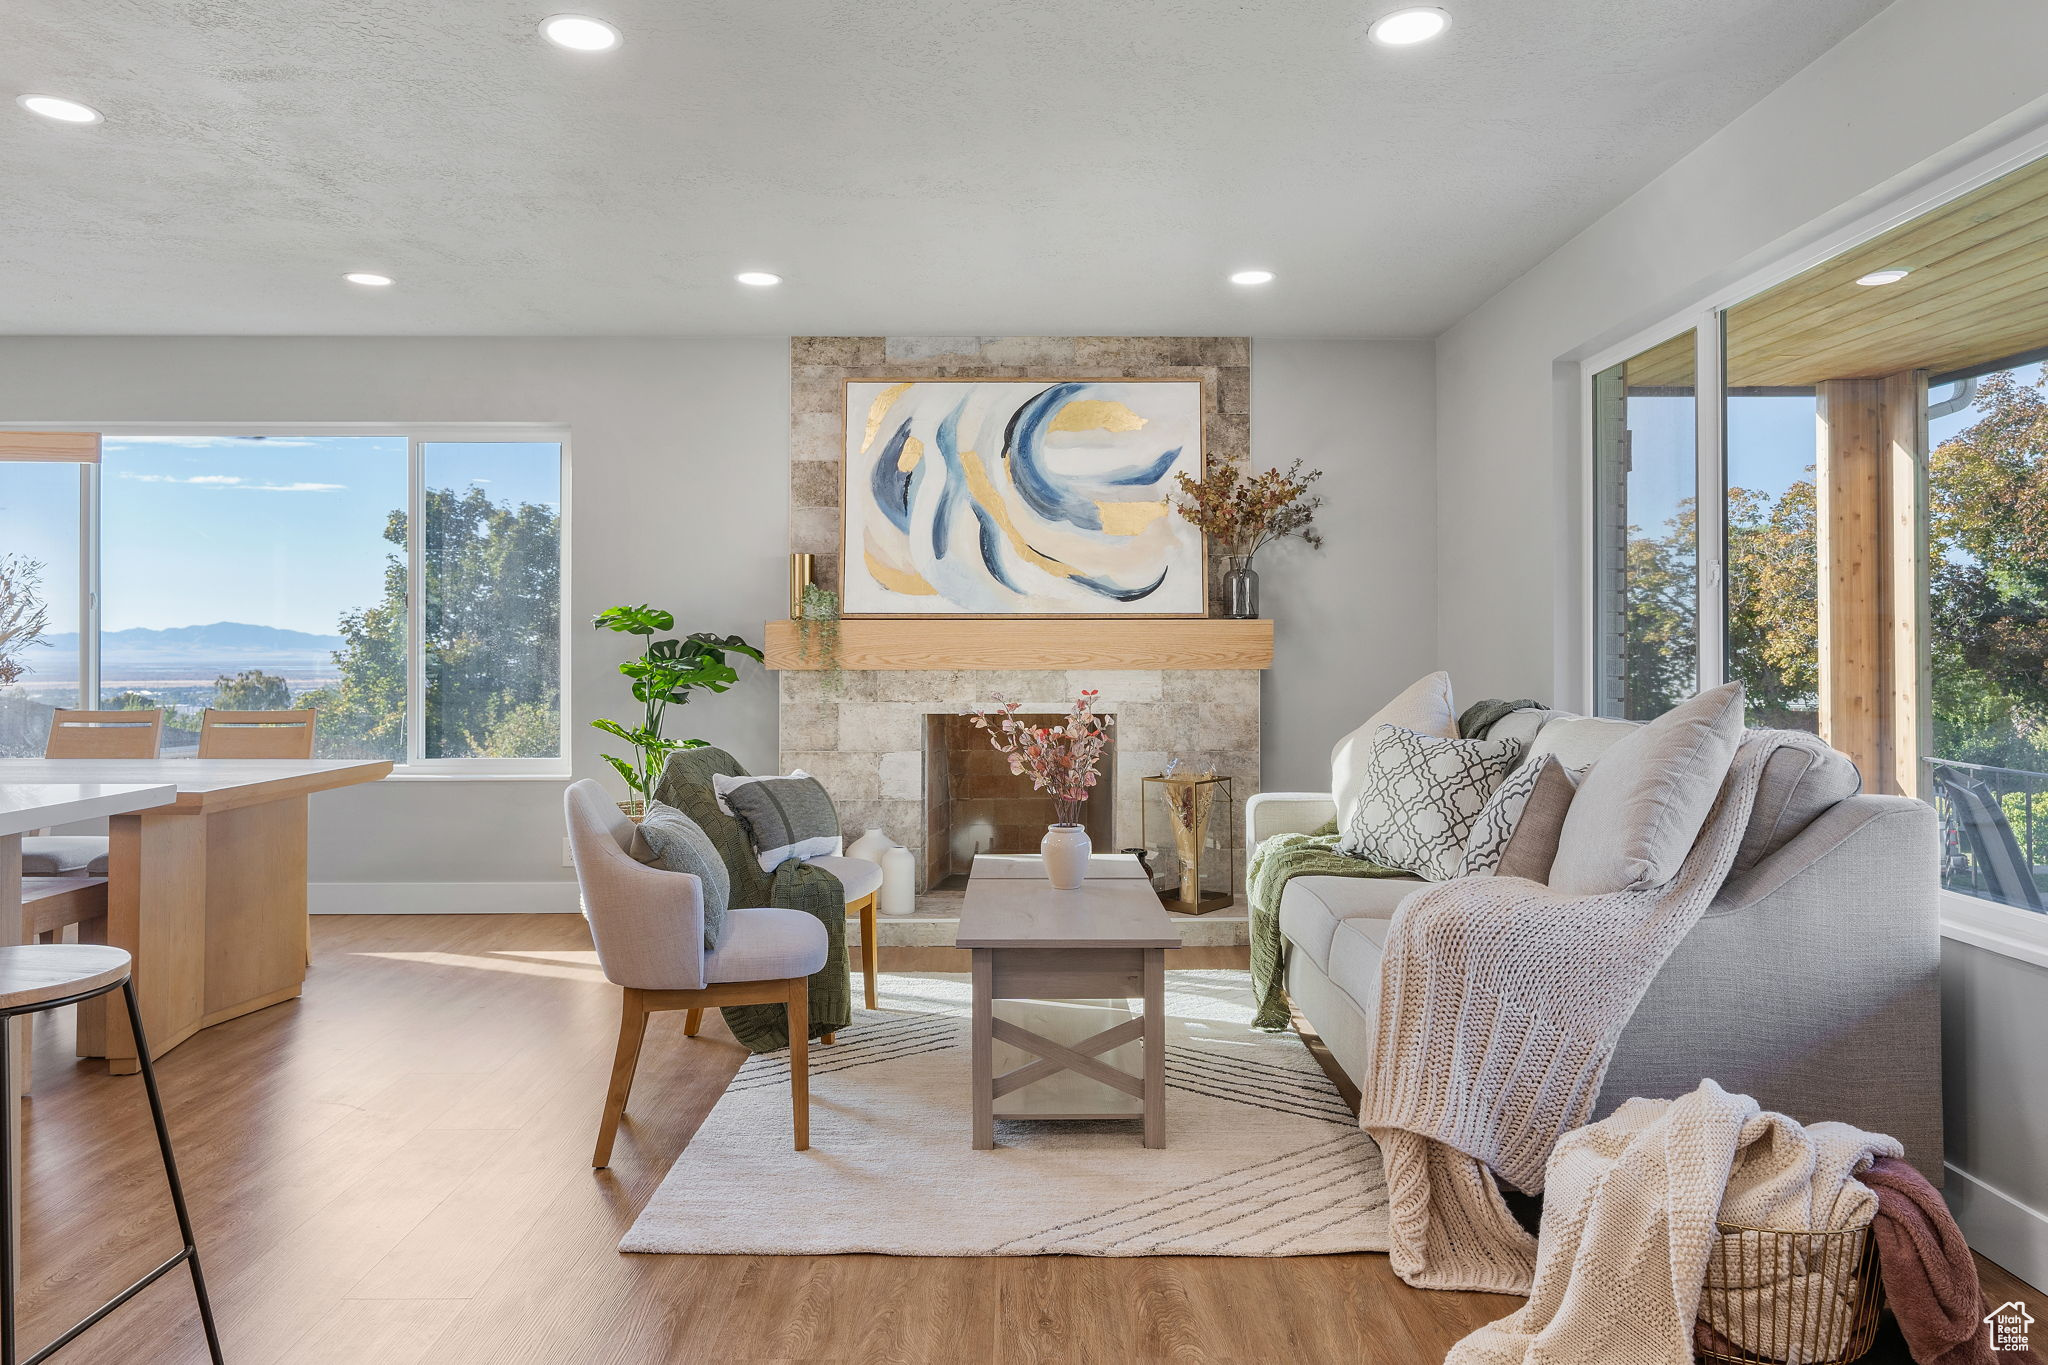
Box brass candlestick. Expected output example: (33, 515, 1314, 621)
(789, 553, 814, 619)
(1141, 772, 1236, 915)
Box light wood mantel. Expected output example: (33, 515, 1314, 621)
(762, 618, 1272, 671)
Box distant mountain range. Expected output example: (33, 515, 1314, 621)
(44, 622, 346, 654)
(27, 622, 346, 684)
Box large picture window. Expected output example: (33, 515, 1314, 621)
(1592, 148, 2048, 926)
(0, 428, 565, 771)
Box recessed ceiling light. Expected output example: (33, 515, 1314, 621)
(540, 14, 622, 50)
(735, 271, 783, 287)
(17, 94, 103, 124)
(1230, 270, 1276, 285)
(344, 272, 394, 287)
(1856, 268, 1910, 286)
(1369, 6, 1451, 45)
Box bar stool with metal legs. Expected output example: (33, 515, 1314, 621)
(0, 945, 223, 1365)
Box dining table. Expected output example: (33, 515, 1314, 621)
(0, 759, 391, 1074)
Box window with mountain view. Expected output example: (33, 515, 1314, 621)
(100, 435, 410, 758)
(1, 431, 563, 769)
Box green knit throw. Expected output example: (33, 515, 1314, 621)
(654, 747, 852, 1052)
(1248, 822, 1409, 1030)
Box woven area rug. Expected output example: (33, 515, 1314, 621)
(621, 971, 1389, 1257)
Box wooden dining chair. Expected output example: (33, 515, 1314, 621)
(196, 708, 318, 759)
(194, 709, 320, 964)
(44, 707, 165, 759)
(21, 708, 164, 933)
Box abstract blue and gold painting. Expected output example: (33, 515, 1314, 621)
(842, 379, 1205, 616)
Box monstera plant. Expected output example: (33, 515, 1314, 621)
(591, 604, 762, 816)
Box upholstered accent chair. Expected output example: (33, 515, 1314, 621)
(565, 779, 829, 1165)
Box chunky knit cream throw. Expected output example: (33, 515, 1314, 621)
(1448, 1080, 1897, 1365)
(1360, 731, 1832, 1294)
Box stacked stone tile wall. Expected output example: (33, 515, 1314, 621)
(782, 336, 1260, 901)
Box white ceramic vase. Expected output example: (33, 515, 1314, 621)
(879, 845, 916, 916)
(846, 827, 893, 864)
(1041, 824, 1091, 891)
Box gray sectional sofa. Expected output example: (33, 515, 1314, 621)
(1250, 707, 1946, 1180)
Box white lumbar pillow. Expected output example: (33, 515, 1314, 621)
(1331, 671, 1457, 829)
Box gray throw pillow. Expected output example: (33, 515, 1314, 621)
(714, 772, 842, 873)
(1547, 683, 1747, 895)
(1491, 758, 1582, 883)
(638, 800, 732, 949)
(1729, 736, 1860, 875)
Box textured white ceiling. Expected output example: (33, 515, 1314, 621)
(2, 0, 1887, 337)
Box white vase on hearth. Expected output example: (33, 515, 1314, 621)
(879, 845, 916, 916)
(846, 827, 893, 865)
(1041, 824, 1091, 891)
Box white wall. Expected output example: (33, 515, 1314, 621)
(0, 337, 791, 907)
(1431, 0, 2048, 1286)
(1434, 0, 2048, 704)
(1253, 340, 1437, 791)
(0, 335, 1429, 897)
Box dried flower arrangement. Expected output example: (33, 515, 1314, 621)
(1157, 757, 1220, 905)
(1171, 459, 1326, 568)
(965, 690, 1114, 827)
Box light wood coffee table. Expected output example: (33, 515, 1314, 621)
(957, 852, 1181, 1149)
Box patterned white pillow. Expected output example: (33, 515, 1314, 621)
(1337, 725, 1519, 880)
(1455, 756, 1549, 877)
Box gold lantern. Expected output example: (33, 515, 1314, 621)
(1141, 772, 1236, 915)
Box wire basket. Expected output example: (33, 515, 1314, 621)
(1695, 1221, 1886, 1365)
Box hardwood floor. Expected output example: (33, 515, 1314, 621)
(10, 915, 2036, 1364)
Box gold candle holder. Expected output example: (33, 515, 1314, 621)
(789, 553, 814, 619)
(1141, 772, 1235, 915)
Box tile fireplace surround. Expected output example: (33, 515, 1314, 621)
(777, 667, 1260, 906)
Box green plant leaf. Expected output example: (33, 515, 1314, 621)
(593, 604, 675, 636)
(600, 752, 644, 794)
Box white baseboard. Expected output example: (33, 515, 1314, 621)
(309, 882, 582, 915)
(1946, 1162, 2048, 1290)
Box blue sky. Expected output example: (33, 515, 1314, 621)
(1624, 391, 1825, 538)
(87, 435, 561, 635)
(1622, 365, 2042, 540)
